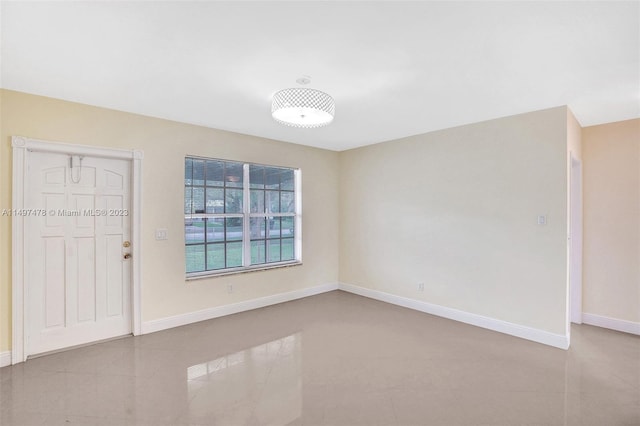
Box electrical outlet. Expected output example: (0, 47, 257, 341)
(227, 284, 233, 294)
(418, 282, 425, 292)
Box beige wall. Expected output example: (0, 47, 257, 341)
(583, 119, 640, 323)
(0, 89, 340, 352)
(5, 88, 616, 353)
(339, 107, 570, 335)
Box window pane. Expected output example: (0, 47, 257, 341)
(265, 167, 281, 190)
(186, 245, 205, 273)
(227, 216, 243, 228)
(226, 242, 243, 268)
(267, 217, 281, 239)
(185, 218, 205, 244)
(250, 217, 265, 240)
(192, 159, 205, 186)
(185, 158, 193, 185)
(281, 192, 295, 213)
(193, 187, 205, 214)
(206, 218, 224, 243)
(206, 188, 224, 214)
(186, 158, 298, 275)
(282, 238, 294, 261)
(206, 160, 224, 187)
(266, 190, 280, 213)
(268, 239, 281, 263)
(281, 169, 294, 191)
(251, 240, 266, 264)
(281, 217, 294, 238)
(250, 190, 264, 213)
(184, 187, 192, 214)
(225, 189, 243, 213)
(206, 243, 225, 270)
(225, 162, 243, 188)
(226, 218, 243, 241)
(249, 165, 265, 189)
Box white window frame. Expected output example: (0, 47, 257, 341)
(185, 157, 302, 279)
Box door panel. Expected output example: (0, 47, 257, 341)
(76, 237, 96, 322)
(44, 238, 65, 328)
(106, 233, 124, 317)
(26, 151, 132, 356)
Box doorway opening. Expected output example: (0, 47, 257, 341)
(569, 154, 583, 325)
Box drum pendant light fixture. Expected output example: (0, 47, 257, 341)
(272, 77, 335, 128)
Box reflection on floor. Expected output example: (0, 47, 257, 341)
(1, 290, 639, 425)
(187, 333, 301, 425)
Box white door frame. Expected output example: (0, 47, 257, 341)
(569, 153, 583, 324)
(11, 136, 143, 364)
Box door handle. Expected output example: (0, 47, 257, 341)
(124, 253, 132, 260)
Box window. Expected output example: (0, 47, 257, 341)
(185, 157, 300, 277)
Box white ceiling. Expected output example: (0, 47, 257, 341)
(1, 1, 638, 151)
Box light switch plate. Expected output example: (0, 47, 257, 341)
(155, 228, 168, 240)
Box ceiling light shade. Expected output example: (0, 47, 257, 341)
(272, 88, 335, 128)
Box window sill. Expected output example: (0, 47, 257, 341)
(185, 261, 302, 281)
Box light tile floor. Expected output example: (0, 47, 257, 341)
(1, 290, 639, 425)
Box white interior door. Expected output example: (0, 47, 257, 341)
(25, 151, 132, 356)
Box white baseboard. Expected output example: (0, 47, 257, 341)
(0, 351, 11, 368)
(582, 313, 640, 336)
(338, 282, 569, 350)
(142, 282, 339, 334)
